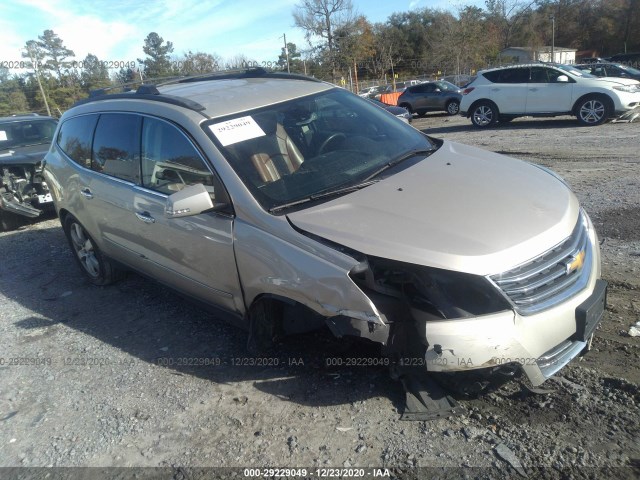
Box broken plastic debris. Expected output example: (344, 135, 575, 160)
(495, 443, 527, 477)
(336, 427, 353, 432)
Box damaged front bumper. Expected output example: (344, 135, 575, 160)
(0, 161, 53, 227)
(417, 278, 606, 387)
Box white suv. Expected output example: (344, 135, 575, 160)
(460, 63, 640, 127)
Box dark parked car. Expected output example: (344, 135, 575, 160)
(607, 52, 640, 67)
(367, 98, 412, 123)
(0, 114, 57, 230)
(575, 62, 640, 81)
(397, 80, 462, 116)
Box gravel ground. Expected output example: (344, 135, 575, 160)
(0, 114, 639, 479)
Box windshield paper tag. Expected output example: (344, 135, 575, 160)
(209, 116, 265, 146)
(0, 131, 7, 141)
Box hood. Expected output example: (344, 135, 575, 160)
(0, 144, 49, 166)
(287, 141, 580, 276)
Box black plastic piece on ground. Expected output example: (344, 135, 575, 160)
(398, 368, 464, 421)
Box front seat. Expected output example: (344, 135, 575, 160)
(249, 112, 304, 183)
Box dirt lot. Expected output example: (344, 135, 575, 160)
(1, 114, 639, 479)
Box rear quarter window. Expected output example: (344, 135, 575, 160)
(57, 115, 99, 168)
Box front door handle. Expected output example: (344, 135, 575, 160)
(80, 188, 93, 199)
(135, 211, 155, 224)
(529, 88, 539, 92)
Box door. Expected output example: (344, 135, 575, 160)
(484, 67, 529, 114)
(526, 67, 574, 113)
(128, 116, 243, 313)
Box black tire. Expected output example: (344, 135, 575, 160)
(470, 101, 498, 128)
(62, 215, 125, 285)
(446, 100, 460, 115)
(576, 95, 610, 126)
(0, 211, 25, 231)
(246, 299, 284, 353)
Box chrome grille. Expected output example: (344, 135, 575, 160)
(490, 213, 591, 315)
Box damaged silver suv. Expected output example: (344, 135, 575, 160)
(44, 69, 606, 401)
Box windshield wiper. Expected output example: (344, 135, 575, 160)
(361, 148, 434, 183)
(269, 180, 378, 213)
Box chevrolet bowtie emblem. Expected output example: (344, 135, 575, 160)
(565, 250, 585, 275)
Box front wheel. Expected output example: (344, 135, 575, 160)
(576, 95, 610, 126)
(470, 101, 498, 128)
(63, 215, 125, 285)
(446, 100, 460, 115)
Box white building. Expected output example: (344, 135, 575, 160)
(499, 46, 577, 64)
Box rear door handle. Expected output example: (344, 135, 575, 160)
(529, 88, 539, 92)
(80, 188, 93, 199)
(135, 211, 155, 224)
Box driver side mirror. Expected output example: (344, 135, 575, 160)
(556, 75, 569, 83)
(165, 183, 228, 218)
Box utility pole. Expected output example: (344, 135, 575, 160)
(282, 34, 290, 73)
(27, 45, 51, 117)
(550, 14, 555, 62)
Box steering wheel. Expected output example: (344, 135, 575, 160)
(318, 133, 346, 155)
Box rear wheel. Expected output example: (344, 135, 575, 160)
(470, 101, 498, 128)
(576, 95, 610, 126)
(63, 215, 125, 285)
(446, 100, 460, 115)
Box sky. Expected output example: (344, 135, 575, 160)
(0, 0, 482, 71)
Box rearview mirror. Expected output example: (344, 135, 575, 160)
(165, 183, 214, 218)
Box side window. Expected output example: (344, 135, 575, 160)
(141, 117, 215, 195)
(482, 71, 501, 83)
(547, 68, 568, 82)
(57, 115, 98, 168)
(498, 67, 530, 84)
(529, 67, 549, 83)
(92, 114, 141, 182)
(423, 83, 436, 92)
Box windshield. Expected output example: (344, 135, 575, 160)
(555, 63, 597, 79)
(436, 80, 461, 91)
(204, 88, 436, 212)
(617, 64, 640, 75)
(0, 119, 58, 150)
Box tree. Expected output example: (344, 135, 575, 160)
(79, 54, 110, 93)
(178, 51, 222, 75)
(0, 73, 29, 116)
(484, 0, 537, 49)
(36, 30, 76, 79)
(432, 7, 497, 75)
(139, 32, 175, 79)
(21, 40, 51, 116)
(333, 16, 376, 88)
(293, 0, 355, 82)
(114, 67, 136, 85)
(278, 43, 303, 72)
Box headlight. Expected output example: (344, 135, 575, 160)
(351, 257, 511, 320)
(613, 85, 639, 93)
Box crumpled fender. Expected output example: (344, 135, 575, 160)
(233, 220, 384, 325)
